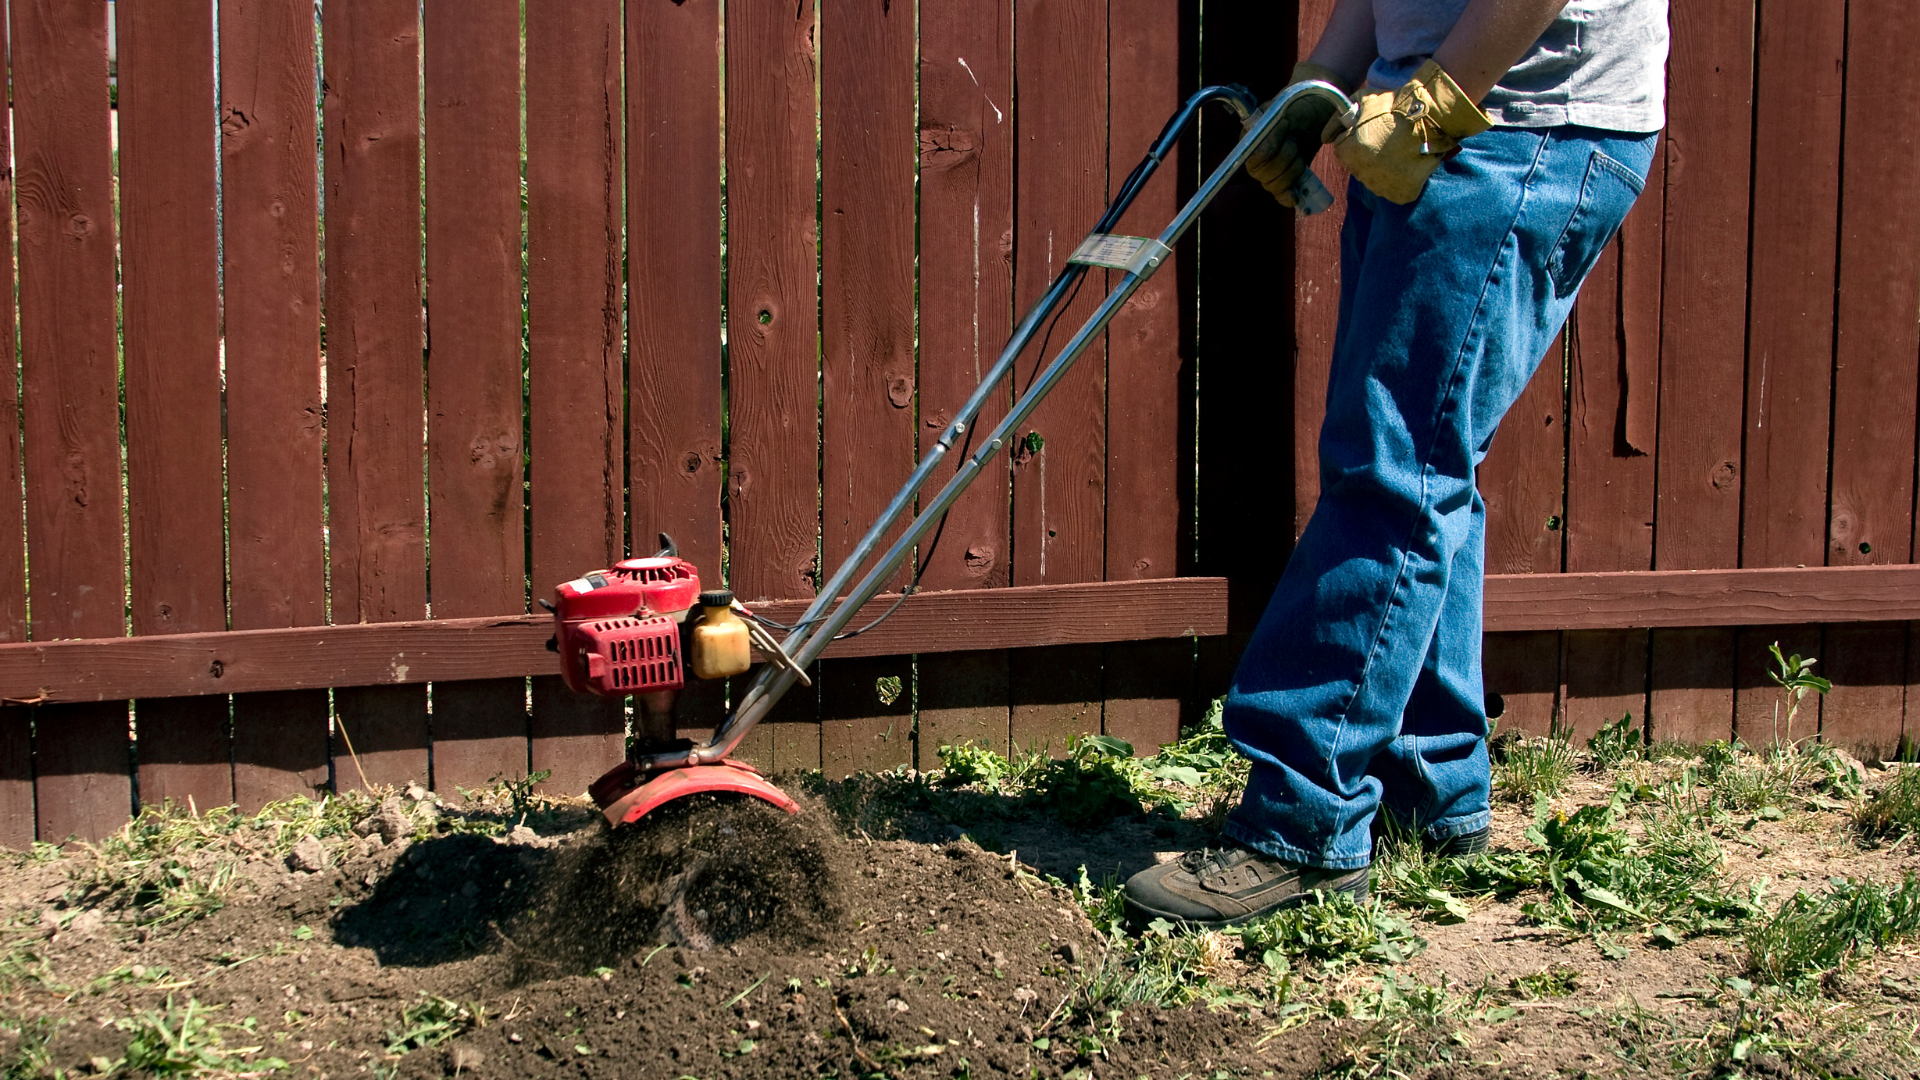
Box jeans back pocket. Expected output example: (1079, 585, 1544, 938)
(1547, 150, 1645, 298)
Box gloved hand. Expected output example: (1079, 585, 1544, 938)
(1328, 59, 1493, 205)
(1244, 61, 1352, 209)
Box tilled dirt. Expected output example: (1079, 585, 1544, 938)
(8, 770, 1920, 1078)
(0, 793, 1336, 1079)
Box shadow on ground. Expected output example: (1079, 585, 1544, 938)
(800, 774, 1214, 886)
(332, 794, 848, 978)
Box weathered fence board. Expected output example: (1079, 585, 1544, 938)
(916, 0, 1016, 760)
(1645, 0, 1751, 745)
(1821, 0, 1920, 761)
(13, 0, 131, 840)
(1008, 0, 1110, 756)
(423, 0, 529, 791)
(526, 0, 628, 794)
(220, 0, 330, 812)
(322, 0, 429, 788)
(0, 9, 27, 842)
(119, 0, 232, 812)
(817, 0, 918, 777)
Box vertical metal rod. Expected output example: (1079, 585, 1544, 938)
(661, 80, 1352, 769)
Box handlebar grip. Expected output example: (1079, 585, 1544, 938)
(1290, 169, 1334, 216)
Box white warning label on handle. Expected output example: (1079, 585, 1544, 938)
(1068, 233, 1149, 269)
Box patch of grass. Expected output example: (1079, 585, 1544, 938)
(0, 1015, 58, 1080)
(1854, 763, 1920, 840)
(1701, 739, 1864, 813)
(1492, 725, 1576, 804)
(116, 996, 288, 1077)
(1380, 789, 1758, 945)
(1607, 978, 1920, 1077)
(1277, 971, 1513, 1080)
(1507, 963, 1580, 999)
(1745, 874, 1920, 985)
(385, 994, 481, 1055)
(1522, 793, 1760, 940)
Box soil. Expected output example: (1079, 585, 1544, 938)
(1, 767, 1918, 1079)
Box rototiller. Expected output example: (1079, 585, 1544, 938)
(554, 78, 1354, 830)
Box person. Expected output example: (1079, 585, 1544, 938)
(1123, 0, 1669, 928)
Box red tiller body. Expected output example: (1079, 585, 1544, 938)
(550, 556, 701, 697)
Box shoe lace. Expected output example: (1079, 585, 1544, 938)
(1178, 846, 1238, 874)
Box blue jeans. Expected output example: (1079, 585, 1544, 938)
(1223, 126, 1658, 871)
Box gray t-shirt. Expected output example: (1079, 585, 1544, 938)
(1367, 0, 1668, 132)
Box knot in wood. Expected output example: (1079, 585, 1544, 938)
(887, 375, 913, 409)
(917, 125, 979, 168)
(1709, 460, 1739, 491)
(963, 545, 995, 575)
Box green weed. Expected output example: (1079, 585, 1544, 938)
(1766, 641, 1831, 750)
(1854, 763, 1920, 840)
(932, 735, 1173, 828)
(117, 996, 288, 1077)
(1701, 738, 1863, 813)
(1745, 874, 1920, 985)
(1031, 736, 1159, 828)
(1492, 725, 1576, 803)
(1507, 963, 1580, 999)
(1238, 892, 1426, 970)
(1584, 713, 1642, 771)
(385, 994, 481, 1055)
(0, 1015, 58, 1080)
(934, 741, 1015, 792)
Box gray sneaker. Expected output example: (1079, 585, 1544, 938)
(1122, 844, 1370, 930)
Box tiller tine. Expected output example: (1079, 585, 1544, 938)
(589, 758, 799, 828)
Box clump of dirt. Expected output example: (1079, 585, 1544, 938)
(496, 794, 847, 976)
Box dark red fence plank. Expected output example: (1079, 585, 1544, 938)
(726, 0, 822, 606)
(916, 0, 1014, 758)
(222, 0, 330, 811)
(0, 11, 28, 841)
(1009, 0, 1109, 755)
(1822, 0, 1920, 760)
(1479, 332, 1565, 736)
(322, 0, 429, 788)
(1100, 0, 1191, 755)
(13, 0, 129, 839)
(1651, 2, 1751, 745)
(526, 0, 627, 795)
(817, 0, 917, 775)
(628, 0, 725, 618)
(423, 0, 529, 790)
(1732, 0, 1846, 748)
(1565, 217, 1659, 740)
(118, 0, 232, 812)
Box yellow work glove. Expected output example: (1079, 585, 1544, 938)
(1244, 61, 1353, 209)
(1329, 59, 1493, 205)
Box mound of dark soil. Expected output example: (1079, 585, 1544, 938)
(1, 793, 1341, 1080)
(497, 795, 847, 978)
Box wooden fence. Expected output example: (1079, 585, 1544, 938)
(0, 0, 1916, 841)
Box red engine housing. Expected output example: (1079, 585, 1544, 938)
(551, 557, 701, 696)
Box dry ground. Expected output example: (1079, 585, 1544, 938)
(0, 723, 1918, 1079)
